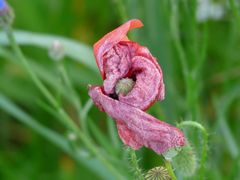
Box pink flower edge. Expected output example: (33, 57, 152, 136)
(89, 86, 185, 154)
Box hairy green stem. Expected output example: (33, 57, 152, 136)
(127, 148, 144, 180)
(165, 160, 177, 180)
(5, 27, 59, 108)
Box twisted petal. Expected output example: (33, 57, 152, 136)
(89, 19, 185, 154)
(118, 55, 161, 110)
(89, 86, 185, 154)
(101, 40, 165, 106)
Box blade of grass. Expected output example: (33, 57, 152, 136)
(3, 27, 126, 179)
(214, 85, 240, 158)
(0, 48, 95, 107)
(88, 117, 119, 157)
(81, 98, 94, 135)
(218, 116, 239, 158)
(0, 93, 70, 153)
(0, 93, 114, 180)
(229, 0, 240, 29)
(0, 30, 98, 73)
(107, 116, 121, 149)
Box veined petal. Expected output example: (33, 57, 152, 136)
(89, 86, 185, 154)
(102, 41, 165, 104)
(89, 19, 185, 154)
(118, 56, 161, 110)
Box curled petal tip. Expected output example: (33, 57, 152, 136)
(93, 19, 144, 78)
(127, 19, 144, 29)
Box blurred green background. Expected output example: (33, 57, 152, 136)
(0, 0, 240, 179)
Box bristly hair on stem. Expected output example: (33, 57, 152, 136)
(178, 120, 208, 179)
(125, 147, 145, 180)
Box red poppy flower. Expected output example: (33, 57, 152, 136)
(89, 19, 185, 154)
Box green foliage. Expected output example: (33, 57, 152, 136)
(0, 0, 240, 179)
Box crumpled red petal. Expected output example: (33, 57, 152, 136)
(89, 19, 185, 154)
(89, 86, 185, 154)
(94, 19, 143, 78)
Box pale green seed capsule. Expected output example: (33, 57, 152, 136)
(145, 166, 171, 180)
(115, 78, 135, 96)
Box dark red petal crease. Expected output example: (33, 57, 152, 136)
(89, 87, 185, 154)
(89, 19, 185, 154)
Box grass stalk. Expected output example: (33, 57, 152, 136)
(5, 26, 125, 180)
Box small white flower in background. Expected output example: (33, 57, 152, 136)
(67, 132, 77, 141)
(49, 40, 65, 61)
(196, 0, 225, 22)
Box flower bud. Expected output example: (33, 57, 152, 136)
(115, 78, 135, 96)
(163, 146, 181, 161)
(172, 143, 197, 177)
(67, 132, 77, 141)
(48, 40, 65, 61)
(0, 0, 14, 28)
